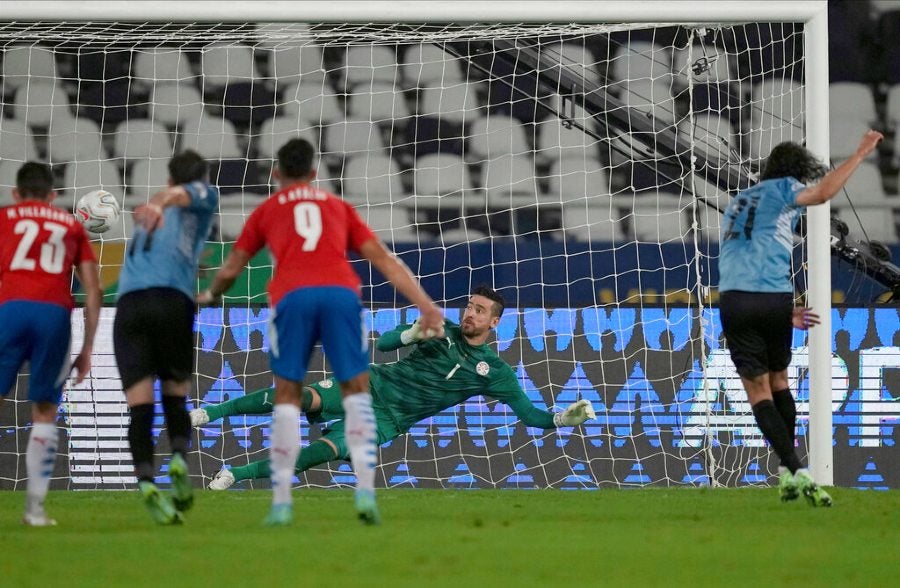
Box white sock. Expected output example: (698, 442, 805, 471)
(342, 392, 377, 493)
(269, 404, 300, 507)
(26, 423, 58, 516)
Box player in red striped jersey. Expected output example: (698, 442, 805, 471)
(202, 138, 444, 525)
(0, 162, 102, 526)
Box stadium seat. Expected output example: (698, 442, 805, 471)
(346, 82, 411, 124)
(540, 41, 600, 81)
(402, 43, 466, 87)
(11, 82, 72, 128)
(561, 200, 622, 242)
(829, 82, 877, 125)
(742, 123, 804, 161)
(832, 161, 888, 207)
(216, 195, 268, 241)
(467, 114, 532, 160)
(536, 120, 602, 165)
(0, 118, 39, 162)
(413, 153, 478, 217)
(625, 192, 690, 243)
(0, 160, 20, 193)
(829, 118, 876, 161)
(609, 41, 669, 84)
(616, 79, 677, 126)
(483, 154, 539, 206)
(678, 113, 735, 162)
(341, 45, 401, 91)
(255, 115, 318, 159)
(150, 83, 206, 128)
(266, 40, 326, 87)
(1, 44, 58, 92)
(201, 42, 263, 87)
(838, 206, 900, 245)
(398, 115, 465, 160)
(133, 48, 196, 87)
(321, 118, 387, 163)
(698, 209, 724, 242)
(61, 159, 124, 203)
(547, 157, 610, 203)
(341, 153, 405, 207)
(47, 116, 107, 164)
(749, 79, 804, 127)
(178, 115, 244, 159)
(112, 119, 174, 161)
(419, 84, 481, 125)
(278, 80, 343, 126)
(355, 203, 417, 242)
(127, 158, 170, 203)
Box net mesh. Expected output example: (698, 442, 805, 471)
(0, 20, 819, 490)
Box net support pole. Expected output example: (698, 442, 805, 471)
(803, 3, 834, 486)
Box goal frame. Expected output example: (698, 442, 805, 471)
(2, 0, 834, 484)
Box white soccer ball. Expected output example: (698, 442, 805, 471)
(75, 189, 121, 234)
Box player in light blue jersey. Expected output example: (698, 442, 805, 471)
(114, 150, 219, 524)
(718, 129, 882, 506)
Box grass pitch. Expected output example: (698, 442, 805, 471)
(1, 487, 897, 587)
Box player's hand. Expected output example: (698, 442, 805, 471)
(133, 202, 164, 232)
(400, 317, 442, 345)
(196, 289, 221, 306)
(553, 399, 596, 427)
(792, 307, 820, 330)
(855, 130, 883, 160)
(70, 351, 91, 385)
(417, 304, 446, 339)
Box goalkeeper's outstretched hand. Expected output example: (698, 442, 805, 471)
(400, 318, 444, 345)
(553, 399, 596, 427)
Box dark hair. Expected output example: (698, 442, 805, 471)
(169, 150, 208, 185)
(472, 284, 505, 318)
(16, 162, 54, 200)
(760, 142, 828, 184)
(277, 138, 316, 179)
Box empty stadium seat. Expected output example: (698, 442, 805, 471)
(47, 117, 107, 164)
(127, 158, 170, 203)
(12, 82, 72, 128)
(609, 41, 669, 84)
(341, 45, 401, 91)
(749, 79, 804, 127)
(413, 153, 478, 215)
(547, 157, 610, 203)
(467, 114, 532, 160)
(278, 80, 343, 125)
(418, 84, 481, 124)
(150, 83, 206, 128)
(402, 44, 466, 87)
(321, 118, 386, 162)
(886, 84, 900, 132)
(742, 123, 804, 161)
(255, 115, 318, 159)
(561, 200, 622, 242)
(340, 154, 405, 206)
(0, 160, 20, 193)
(112, 119, 174, 161)
(61, 159, 124, 203)
(829, 82, 877, 125)
(356, 203, 417, 242)
(624, 192, 690, 243)
(2, 44, 58, 92)
(829, 118, 877, 161)
(133, 49, 196, 87)
(201, 42, 262, 87)
(266, 41, 326, 87)
(0, 118, 38, 162)
(617, 79, 677, 126)
(178, 115, 244, 159)
(832, 161, 888, 207)
(346, 82, 411, 123)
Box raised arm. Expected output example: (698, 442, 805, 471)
(133, 185, 193, 232)
(359, 238, 444, 335)
(795, 130, 883, 206)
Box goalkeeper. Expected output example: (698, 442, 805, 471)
(193, 285, 595, 489)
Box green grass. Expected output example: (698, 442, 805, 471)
(1, 488, 897, 587)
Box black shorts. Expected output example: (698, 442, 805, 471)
(719, 291, 793, 379)
(113, 288, 196, 390)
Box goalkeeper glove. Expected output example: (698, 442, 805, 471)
(400, 319, 438, 345)
(553, 399, 596, 427)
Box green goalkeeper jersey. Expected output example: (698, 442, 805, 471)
(370, 320, 555, 433)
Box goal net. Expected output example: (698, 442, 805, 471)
(0, 17, 826, 490)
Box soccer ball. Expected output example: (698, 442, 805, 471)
(75, 190, 121, 234)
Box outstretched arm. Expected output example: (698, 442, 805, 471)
(795, 130, 883, 206)
(502, 391, 595, 429)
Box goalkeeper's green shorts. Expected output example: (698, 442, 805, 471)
(307, 378, 401, 461)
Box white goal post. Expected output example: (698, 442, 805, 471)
(0, 0, 834, 486)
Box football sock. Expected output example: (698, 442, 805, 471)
(204, 388, 275, 421)
(772, 388, 797, 446)
(25, 422, 58, 516)
(342, 392, 377, 492)
(752, 399, 803, 473)
(161, 394, 190, 456)
(269, 403, 301, 506)
(231, 440, 337, 482)
(128, 403, 156, 482)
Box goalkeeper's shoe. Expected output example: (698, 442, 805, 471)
(169, 453, 194, 513)
(22, 512, 58, 527)
(263, 503, 293, 527)
(794, 469, 833, 507)
(208, 468, 235, 491)
(189, 408, 210, 427)
(778, 467, 800, 502)
(355, 488, 381, 526)
(139, 481, 182, 525)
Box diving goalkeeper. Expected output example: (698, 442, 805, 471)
(193, 286, 596, 489)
